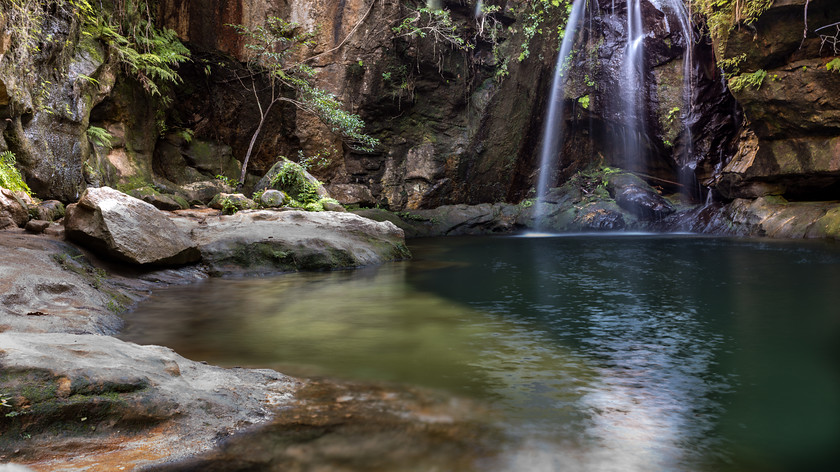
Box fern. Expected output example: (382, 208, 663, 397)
(81, 1, 190, 99)
(86, 126, 114, 148)
(0, 151, 32, 195)
(728, 69, 767, 92)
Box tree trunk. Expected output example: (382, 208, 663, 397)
(238, 100, 277, 187)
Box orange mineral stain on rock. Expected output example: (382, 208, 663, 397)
(21, 427, 178, 472)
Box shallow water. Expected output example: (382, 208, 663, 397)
(122, 235, 840, 471)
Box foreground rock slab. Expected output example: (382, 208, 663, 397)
(65, 187, 200, 266)
(0, 333, 299, 471)
(171, 209, 411, 275)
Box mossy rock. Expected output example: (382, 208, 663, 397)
(255, 157, 329, 202)
(208, 193, 257, 214)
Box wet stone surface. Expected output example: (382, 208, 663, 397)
(149, 379, 504, 472)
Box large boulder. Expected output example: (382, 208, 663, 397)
(170, 209, 410, 275)
(64, 187, 200, 265)
(0, 233, 123, 334)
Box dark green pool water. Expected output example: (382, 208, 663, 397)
(122, 235, 840, 471)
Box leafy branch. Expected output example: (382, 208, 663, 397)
(228, 16, 379, 186)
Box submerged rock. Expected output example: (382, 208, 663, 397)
(171, 209, 410, 275)
(64, 187, 200, 265)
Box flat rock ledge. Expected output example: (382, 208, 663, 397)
(171, 209, 411, 276)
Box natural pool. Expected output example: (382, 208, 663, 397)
(122, 235, 840, 471)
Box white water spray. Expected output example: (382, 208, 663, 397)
(533, 0, 589, 228)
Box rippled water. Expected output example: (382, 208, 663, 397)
(122, 235, 840, 471)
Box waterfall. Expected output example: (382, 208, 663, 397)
(620, 0, 646, 173)
(663, 0, 699, 199)
(533, 0, 589, 228)
(475, 0, 484, 19)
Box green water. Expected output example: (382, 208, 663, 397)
(122, 235, 840, 471)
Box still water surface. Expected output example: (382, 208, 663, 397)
(122, 235, 840, 471)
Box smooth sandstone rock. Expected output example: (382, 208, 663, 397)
(64, 187, 200, 265)
(171, 209, 410, 275)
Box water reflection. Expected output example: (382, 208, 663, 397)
(122, 235, 840, 471)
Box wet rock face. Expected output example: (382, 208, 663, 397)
(146, 379, 501, 472)
(710, 0, 840, 201)
(64, 187, 200, 265)
(1, 7, 115, 202)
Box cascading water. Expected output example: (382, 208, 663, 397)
(533, 0, 703, 228)
(533, 0, 589, 227)
(660, 0, 700, 199)
(620, 0, 646, 173)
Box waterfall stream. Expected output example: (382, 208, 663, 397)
(534, 0, 702, 228)
(620, 0, 646, 172)
(660, 0, 700, 198)
(533, 0, 588, 227)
